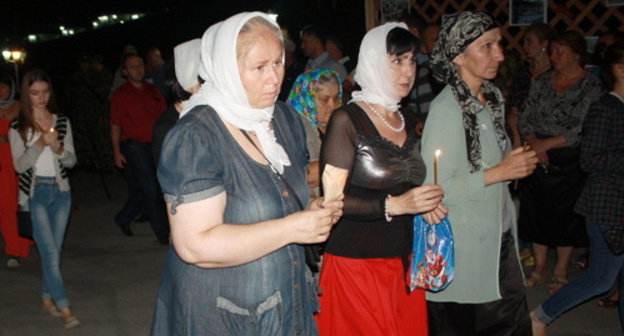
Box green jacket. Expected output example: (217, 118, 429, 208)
(421, 86, 519, 303)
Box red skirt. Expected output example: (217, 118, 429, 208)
(316, 253, 427, 336)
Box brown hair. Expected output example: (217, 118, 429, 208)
(524, 23, 556, 47)
(603, 41, 624, 91)
(552, 30, 588, 67)
(17, 69, 58, 141)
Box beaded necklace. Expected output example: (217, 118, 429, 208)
(364, 101, 405, 132)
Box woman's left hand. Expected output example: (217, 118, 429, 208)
(423, 204, 448, 224)
(43, 129, 63, 154)
(526, 136, 550, 155)
(536, 152, 549, 165)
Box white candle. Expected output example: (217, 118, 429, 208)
(434, 149, 441, 184)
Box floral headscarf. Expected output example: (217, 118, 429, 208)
(286, 68, 342, 127)
(430, 11, 508, 173)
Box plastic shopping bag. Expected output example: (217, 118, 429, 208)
(409, 214, 454, 292)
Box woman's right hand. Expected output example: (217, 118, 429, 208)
(287, 206, 338, 245)
(35, 135, 46, 148)
(387, 184, 444, 216)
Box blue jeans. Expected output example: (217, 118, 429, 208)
(30, 177, 72, 309)
(117, 140, 169, 242)
(535, 220, 624, 331)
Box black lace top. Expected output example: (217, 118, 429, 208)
(321, 103, 426, 258)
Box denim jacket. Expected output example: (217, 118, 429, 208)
(151, 102, 318, 336)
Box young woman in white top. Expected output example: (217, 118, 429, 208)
(9, 69, 78, 329)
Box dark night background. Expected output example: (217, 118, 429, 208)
(1, 0, 366, 98)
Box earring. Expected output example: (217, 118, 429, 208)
(541, 47, 547, 52)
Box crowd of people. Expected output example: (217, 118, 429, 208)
(0, 8, 623, 335)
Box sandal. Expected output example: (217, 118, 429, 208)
(520, 250, 535, 267)
(547, 276, 568, 294)
(597, 297, 619, 308)
(520, 249, 532, 260)
(523, 256, 535, 267)
(525, 271, 546, 288)
(42, 304, 61, 317)
(62, 315, 81, 329)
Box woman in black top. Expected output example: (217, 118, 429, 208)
(152, 39, 201, 165)
(316, 22, 446, 336)
(519, 31, 605, 293)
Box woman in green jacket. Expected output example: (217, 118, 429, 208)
(421, 12, 537, 335)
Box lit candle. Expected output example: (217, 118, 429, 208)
(434, 149, 441, 184)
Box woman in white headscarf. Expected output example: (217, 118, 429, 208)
(315, 23, 446, 336)
(150, 12, 343, 336)
(151, 38, 201, 164)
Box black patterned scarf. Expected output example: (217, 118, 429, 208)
(430, 11, 508, 173)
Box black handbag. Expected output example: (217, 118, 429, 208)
(17, 210, 32, 240)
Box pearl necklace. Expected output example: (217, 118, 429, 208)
(364, 101, 405, 132)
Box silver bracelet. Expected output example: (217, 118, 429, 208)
(384, 195, 393, 222)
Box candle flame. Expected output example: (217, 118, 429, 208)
(435, 149, 441, 158)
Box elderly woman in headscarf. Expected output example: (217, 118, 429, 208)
(150, 12, 343, 336)
(420, 12, 537, 335)
(315, 22, 446, 336)
(287, 68, 342, 196)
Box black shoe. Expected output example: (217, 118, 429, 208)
(134, 213, 149, 222)
(116, 222, 134, 237)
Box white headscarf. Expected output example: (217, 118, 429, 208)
(351, 22, 408, 112)
(173, 39, 201, 91)
(182, 12, 290, 173)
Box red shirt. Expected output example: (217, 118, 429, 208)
(110, 81, 166, 142)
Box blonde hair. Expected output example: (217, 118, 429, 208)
(236, 16, 283, 61)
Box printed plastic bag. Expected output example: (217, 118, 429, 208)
(409, 214, 454, 292)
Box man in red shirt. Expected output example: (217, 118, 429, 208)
(110, 53, 169, 244)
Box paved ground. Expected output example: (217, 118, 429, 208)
(0, 171, 621, 335)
